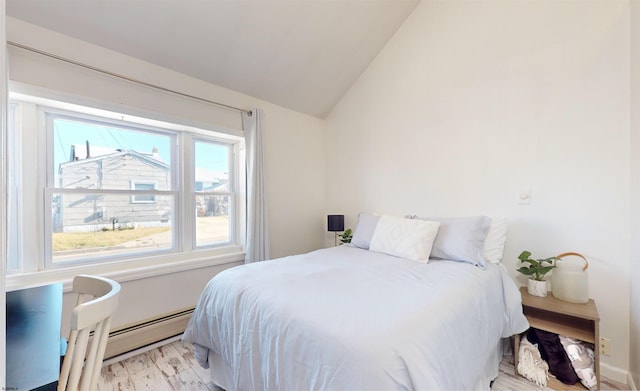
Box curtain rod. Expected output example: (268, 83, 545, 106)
(7, 41, 252, 116)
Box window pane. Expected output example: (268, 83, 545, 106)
(134, 183, 155, 191)
(195, 195, 230, 246)
(52, 192, 173, 263)
(132, 182, 157, 203)
(54, 118, 172, 190)
(194, 141, 229, 192)
(194, 140, 232, 247)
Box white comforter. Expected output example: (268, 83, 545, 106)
(183, 246, 528, 390)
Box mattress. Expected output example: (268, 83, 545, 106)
(183, 246, 529, 390)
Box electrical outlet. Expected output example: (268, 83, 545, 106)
(600, 337, 611, 356)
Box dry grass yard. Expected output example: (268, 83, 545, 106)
(52, 216, 229, 259)
(53, 227, 171, 251)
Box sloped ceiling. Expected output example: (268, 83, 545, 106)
(6, 0, 420, 118)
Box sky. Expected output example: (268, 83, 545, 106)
(53, 118, 229, 178)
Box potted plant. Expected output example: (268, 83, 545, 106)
(516, 250, 559, 297)
(338, 228, 353, 245)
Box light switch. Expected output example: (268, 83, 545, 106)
(518, 188, 531, 205)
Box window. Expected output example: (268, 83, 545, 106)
(131, 181, 158, 203)
(46, 113, 176, 266)
(6, 101, 20, 273)
(8, 93, 244, 272)
(194, 140, 233, 247)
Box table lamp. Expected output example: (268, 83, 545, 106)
(327, 214, 345, 246)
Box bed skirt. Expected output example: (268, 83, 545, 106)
(206, 337, 511, 391)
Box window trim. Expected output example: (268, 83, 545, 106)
(42, 107, 180, 269)
(8, 90, 246, 277)
(5, 247, 245, 292)
(6, 101, 22, 273)
(192, 137, 237, 249)
(130, 181, 159, 204)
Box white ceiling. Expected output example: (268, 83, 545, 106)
(6, 0, 420, 118)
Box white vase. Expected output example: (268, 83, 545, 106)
(527, 279, 547, 297)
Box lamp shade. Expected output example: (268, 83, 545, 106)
(327, 215, 344, 232)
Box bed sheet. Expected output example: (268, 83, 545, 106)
(183, 246, 528, 390)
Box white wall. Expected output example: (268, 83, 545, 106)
(7, 2, 637, 383)
(6, 17, 326, 330)
(630, 0, 640, 387)
(326, 0, 631, 381)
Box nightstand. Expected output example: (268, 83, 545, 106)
(514, 286, 600, 390)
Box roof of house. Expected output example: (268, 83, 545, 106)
(59, 149, 169, 174)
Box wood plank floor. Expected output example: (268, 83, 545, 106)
(99, 340, 630, 390)
(98, 339, 221, 391)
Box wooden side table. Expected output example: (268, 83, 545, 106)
(514, 287, 600, 390)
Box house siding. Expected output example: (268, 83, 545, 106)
(56, 153, 171, 232)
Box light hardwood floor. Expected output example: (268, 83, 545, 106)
(99, 340, 630, 390)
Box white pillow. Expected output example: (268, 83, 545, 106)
(483, 218, 508, 263)
(369, 215, 440, 262)
(425, 216, 492, 268)
(351, 213, 380, 250)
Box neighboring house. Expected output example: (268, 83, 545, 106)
(54, 145, 171, 232)
(194, 166, 229, 217)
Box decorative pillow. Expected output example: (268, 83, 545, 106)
(369, 215, 440, 262)
(417, 216, 491, 268)
(559, 336, 597, 390)
(351, 213, 380, 250)
(483, 217, 508, 263)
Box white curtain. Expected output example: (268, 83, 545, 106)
(242, 108, 270, 263)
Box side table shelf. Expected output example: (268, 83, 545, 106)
(514, 287, 600, 390)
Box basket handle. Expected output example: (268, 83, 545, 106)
(556, 252, 589, 271)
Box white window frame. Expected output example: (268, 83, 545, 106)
(42, 108, 180, 269)
(6, 101, 21, 274)
(130, 181, 159, 204)
(191, 137, 237, 249)
(7, 90, 245, 284)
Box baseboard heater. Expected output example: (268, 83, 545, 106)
(104, 307, 195, 360)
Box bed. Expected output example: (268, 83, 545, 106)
(183, 215, 529, 390)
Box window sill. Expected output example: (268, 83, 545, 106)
(6, 247, 245, 292)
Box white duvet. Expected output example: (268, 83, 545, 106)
(183, 246, 529, 390)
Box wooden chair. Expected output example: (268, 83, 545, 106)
(58, 275, 121, 391)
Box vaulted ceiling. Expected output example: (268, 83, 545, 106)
(6, 0, 420, 118)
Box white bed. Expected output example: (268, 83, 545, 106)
(183, 245, 529, 390)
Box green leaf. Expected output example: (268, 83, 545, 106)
(516, 249, 556, 280)
(516, 267, 535, 275)
(537, 265, 555, 275)
(518, 251, 532, 261)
